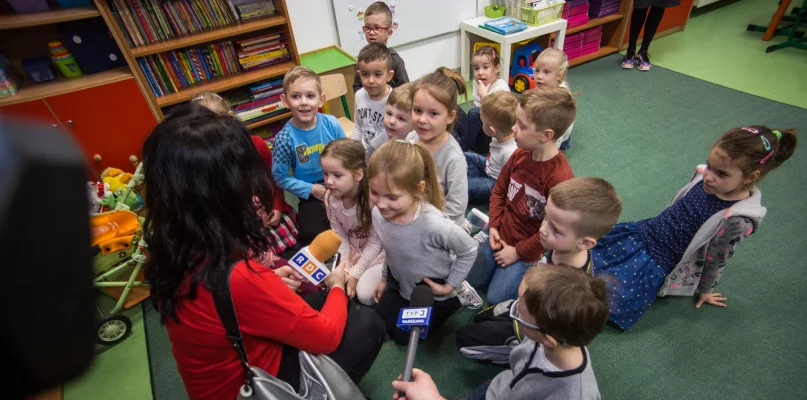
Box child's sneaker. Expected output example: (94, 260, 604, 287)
(457, 281, 483, 309)
(472, 228, 489, 244)
(462, 208, 489, 235)
(621, 51, 636, 69)
(636, 51, 652, 71)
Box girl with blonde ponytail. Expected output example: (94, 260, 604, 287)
(367, 140, 478, 345)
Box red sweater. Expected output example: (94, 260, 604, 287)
(166, 260, 348, 400)
(251, 135, 287, 212)
(489, 149, 574, 262)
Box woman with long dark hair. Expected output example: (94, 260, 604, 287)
(143, 104, 384, 400)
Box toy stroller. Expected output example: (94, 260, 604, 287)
(91, 162, 149, 345)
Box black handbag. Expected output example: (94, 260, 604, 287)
(212, 261, 366, 400)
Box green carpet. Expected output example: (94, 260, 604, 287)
(136, 54, 807, 400)
(648, 0, 807, 109)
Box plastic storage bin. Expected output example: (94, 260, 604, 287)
(22, 57, 56, 83)
(520, 2, 565, 26)
(59, 19, 127, 74)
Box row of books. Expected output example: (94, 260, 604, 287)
(137, 40, 240, 97)
(225, 78, 288, 124)
(562, 0, 589, 29)
(235, 33, 289, 71)
(109, 0, 276, 47)
(230, 0, 276, 20)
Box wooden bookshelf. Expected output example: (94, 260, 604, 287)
(155, 61, 295, 107)
(129, 15, 288, 57)
(567, 14, 623, 35)
(245, 110, 291, 129)
(0, 67, 132, 106)
(95, 0, 300, 123)
(0, 6, 101, 30)
(570, 46, 619, 67)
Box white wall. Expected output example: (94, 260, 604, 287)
(287, 1, 492, 79)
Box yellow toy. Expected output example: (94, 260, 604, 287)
(101, 167, 133, 193)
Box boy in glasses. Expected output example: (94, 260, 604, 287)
(353, 1, 409, 92)
(392, 263, 609, 400)
(457, 177, 622, 364)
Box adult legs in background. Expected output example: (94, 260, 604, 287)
(277, 292, 385, 388)
(459, 107, 483, 152)
(355, 264, 383, 306)
(374, 286, 462, 345)
(465, 152, 496, 204)
(296, 196, 329, 245)
(624, 6, 665, 70)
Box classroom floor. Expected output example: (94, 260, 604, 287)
(63, 0, 806, 399)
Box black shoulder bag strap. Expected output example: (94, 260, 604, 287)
(211, 260, 255, 392)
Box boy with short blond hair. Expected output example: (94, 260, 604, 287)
(352, 43, 394, 150)
(464, 91, 518, 203)
(458, 176, 621, 364)
(366, 82, 413, 159)
(352, 1, 409, 92)
(273, 66, 346, 244)
(466, 87, 576, 305)
(394, 263, 608, 400)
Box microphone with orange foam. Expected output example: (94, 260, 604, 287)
(288, 230, 343, 285)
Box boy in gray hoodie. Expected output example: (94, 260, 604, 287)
(391, 263, 609, 400)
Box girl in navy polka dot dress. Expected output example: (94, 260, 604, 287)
(594, 126, 798, 330)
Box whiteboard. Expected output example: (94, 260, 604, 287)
(332, 0, 478, 56)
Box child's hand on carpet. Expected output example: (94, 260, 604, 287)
(696, 292, 727, 308)
(494, 245, 519, 267)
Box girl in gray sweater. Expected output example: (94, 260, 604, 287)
(368, 140, 478, 345)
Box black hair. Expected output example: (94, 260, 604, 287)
(142, 104, 275, 323)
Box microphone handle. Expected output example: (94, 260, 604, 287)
(401, 326, 421, 383)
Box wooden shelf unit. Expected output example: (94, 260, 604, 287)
(0, 6, 102, 30)
(570, 46, 619, 66)
(129, 15, 288, 57)
(0, 67, 132, 106)
(567, 0, 633, 67)
(95, 0, 300, 122)
(567, 14, 623, 35)
(245, 110, 291, 129)
(155, 61, 295, 107)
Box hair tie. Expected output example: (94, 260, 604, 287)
(741, 126, 759, 134)
(492, 49, 496, 58)
(394, 139, 415, 145)
(773, 130, 782, 140)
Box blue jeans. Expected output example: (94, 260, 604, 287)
(466, 240, 529, 304)
(460, 382, 491, 400)
(459, 107, 484, 152)
(465, 152, 496, 204)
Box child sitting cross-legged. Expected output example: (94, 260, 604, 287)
(465, 87, 576, 304)
(464, 90, 518, 205)
(392, 263, 609, 400)
(272, 66, 346, 245)
(457, 177, 622, 363)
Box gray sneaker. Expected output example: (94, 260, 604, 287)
(457, 281, 483, 309)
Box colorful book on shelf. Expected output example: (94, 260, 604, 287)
(111, 0, 239, 46)
(479, 17, 528, 35)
